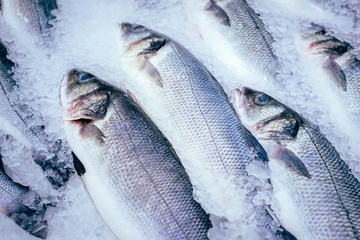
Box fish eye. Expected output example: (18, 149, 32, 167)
(132, 25, 145, 32)
(77, 73, 94, 83)
(331, 45, 348, 55)
(253, 93, 270, 105)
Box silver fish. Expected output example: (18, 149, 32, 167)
(236, 87, 360, 240)
(1, 0, 57, 34)
(117, 23, 288, 238)
(0, 41, 72, 189)
(0, 153, 48, 239)
(183, 0, 277, 82)
(306, 31, 360, 127)
(60, 69, 211, 240)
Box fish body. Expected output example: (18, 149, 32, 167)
(118, 23, 282, 239)
(183, 0, 277, 82)
(0, 42, 72, 189)
(0, 154, 48, 239)
(306, 31, 360, 127)
(0, 42, 39, 148)
(1, 0, 57, 34)
(61, 69, 211, 240)
(236, 87, 360, 240)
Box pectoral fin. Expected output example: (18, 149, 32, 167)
(323, 56, 347, 91)
(244, 127, 269, 163)
(0, 154, 5, 173)
(71, 152, 86, 176)
(272, 144, 311, 178)
(138, 57, 163, 87)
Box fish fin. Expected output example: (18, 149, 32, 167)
(323, 57, 347, 91)
(71, 152, 86, 176)
(0, 154, 5, 173)
(265, 205, 297, 240)
(273, 144, 311, 178)
(277, 227, 297, 240)
(241, 2, 275, 47)
(204, 1, 230, 26)
(244, 126, 268, 162)
(138, 57, 163, 87)
(126, 89, 141, 106)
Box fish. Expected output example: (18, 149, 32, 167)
(182, 0, 277, 82)
(235, 86, 360, 240)
(305, 31, 360, 126)
(0, 41, 73, 189)
(0, 0, 57, 34)
(117, 23, 292, 239)
(0, 153, 48, 239)
(60, 69, 212, 240)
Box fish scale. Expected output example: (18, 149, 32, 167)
(236, 87, 360, 240)
(119, 23, 288, 239)
(183, 0, 277, 82)
(157, 42, 255, 176)
(0, 42, 40, 148)
(1, 0, 57, 34)
(339, 57, 360, 124)
(285, 123, 360, 239)
(61, 70, 211, 240)
(0, 154, 48, 239)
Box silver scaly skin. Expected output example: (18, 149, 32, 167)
(183, 0, 277, 82)
(236, 87, 360, 240)
(306, 31, 360, 127)
(0, 42, 72, 189)
(0, 154, 48, 239)
(117, 23, 289, 239)
(60, 69, 211, 240)
(0, 0, 57, 34)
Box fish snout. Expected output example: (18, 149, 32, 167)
(235, 87, 247, 109)
(120, 22, 133, 35)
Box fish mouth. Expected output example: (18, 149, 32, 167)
(235, 88, 247, 109)
(120, 22, 134, 35)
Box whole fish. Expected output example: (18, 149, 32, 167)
(0, 153, 48, 239)
(60, 69, 211, 240)
(117, 23, 292, 239)
(182, 0, 277, 82)
(0, 0, 57, 34)
(236, 86, 360, 240)
(306, 31, 360, 126)
(0, 41, 72, 189)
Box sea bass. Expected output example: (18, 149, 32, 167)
(306, 31, 360, 126)
(117, 23, 287, 239)
(236, 87, 360, 240)
(0, 153, 48, 239)
(182, 0, 277, 82)
(60, 69, 211, 240)
(0, 41, 72, 189)
(0, 0, 57, 34)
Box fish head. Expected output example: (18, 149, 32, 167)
(235, 87, 301, 141)
(305, 31, 352, 58)
(61, 69, 111, 143)
(119, 23, 167, 87)
(119, 22, 167, 58)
